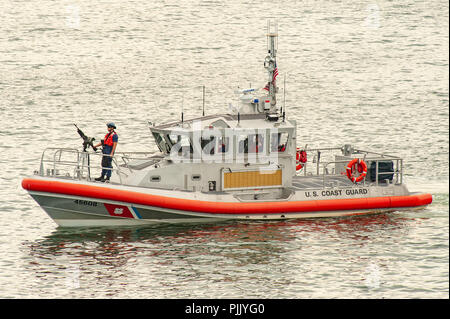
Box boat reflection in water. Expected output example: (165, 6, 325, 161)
(25, 213, 411, 269)
(21, 211, 423, 297)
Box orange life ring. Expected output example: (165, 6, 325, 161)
(346, 158, 367, 183)
(296, 148, 307, 171)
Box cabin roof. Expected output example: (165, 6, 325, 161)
(152, 113, 294, 132)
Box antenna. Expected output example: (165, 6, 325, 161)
(202, 85, 205, 117)
(283, 73, 286, 117)
(181, 91, 184, 124)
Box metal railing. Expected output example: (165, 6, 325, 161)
(297, 147, 403, 188)
(37, 148, 159, 184)
(36, 146, 404, 190)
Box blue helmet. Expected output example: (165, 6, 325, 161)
(107, 122, 116, 129)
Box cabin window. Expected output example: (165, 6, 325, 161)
(239, 134, 264, 153)
(238, 135, 248, 153)
(168, 134, 192, 156)
(201, 136, 230, 154)
(200, 136, 216, 155)
(168, 134, 178, 145)
(210, 119, 230, 128)
(218, 136, 229, 153)
(152, 132, 168, 154)
(191, 174, 201, 181)
(271, 132, 289, 153)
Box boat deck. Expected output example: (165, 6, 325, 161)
(292, 174, 355, 190)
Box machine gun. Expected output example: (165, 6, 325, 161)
(74, 124, 97, 152)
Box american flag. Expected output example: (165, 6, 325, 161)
(263, 62, 278, 91)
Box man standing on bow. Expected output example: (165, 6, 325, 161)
(94, 122, 118, 182)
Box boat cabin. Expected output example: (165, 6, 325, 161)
(141, 113, 297, 193)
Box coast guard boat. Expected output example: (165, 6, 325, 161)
(22, 23, 432, 227)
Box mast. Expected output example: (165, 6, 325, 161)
(264, 20, 278, 111)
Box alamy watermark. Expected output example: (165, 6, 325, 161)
(363, 3, 381, 29)
(364, 262, 381, 289)
(65, 263, 80, 289)
(160, 120, 289, 168)
(65, 3, 80, 29)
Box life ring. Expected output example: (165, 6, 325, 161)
(346, 158, 367, 183)
(296, 148, 307, 171)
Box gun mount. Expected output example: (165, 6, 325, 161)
(74, 124, 97, 152)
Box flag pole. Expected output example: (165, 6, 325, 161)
(264, 20, 278, 111)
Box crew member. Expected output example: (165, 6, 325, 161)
(94, 122, 118, 182)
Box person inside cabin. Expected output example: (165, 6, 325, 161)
(248, 134, 264, 153)
(271, 132, 287, 152)
(94, 122, 118, 182)
(218, 137, 228, 153)
(277, 134, 286, 152)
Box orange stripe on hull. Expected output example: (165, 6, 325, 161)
(22, 178, 432, 215)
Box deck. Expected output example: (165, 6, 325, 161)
(292, 174, 355, 190)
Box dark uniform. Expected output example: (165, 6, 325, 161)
(101, 130, 118, 178)
(95, 122, 118, 182)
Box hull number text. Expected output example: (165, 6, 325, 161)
(74, 199, 98, 207)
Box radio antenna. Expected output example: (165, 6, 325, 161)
(202, 85, 205, 117)
(181, 90, 184, 124)
(283, 73, 286, 117)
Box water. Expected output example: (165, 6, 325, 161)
(0, 0, 448, 299)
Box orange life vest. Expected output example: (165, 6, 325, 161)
(104, 131, 117, 147)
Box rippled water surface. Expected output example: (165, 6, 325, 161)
(0, 0, 448, 298)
